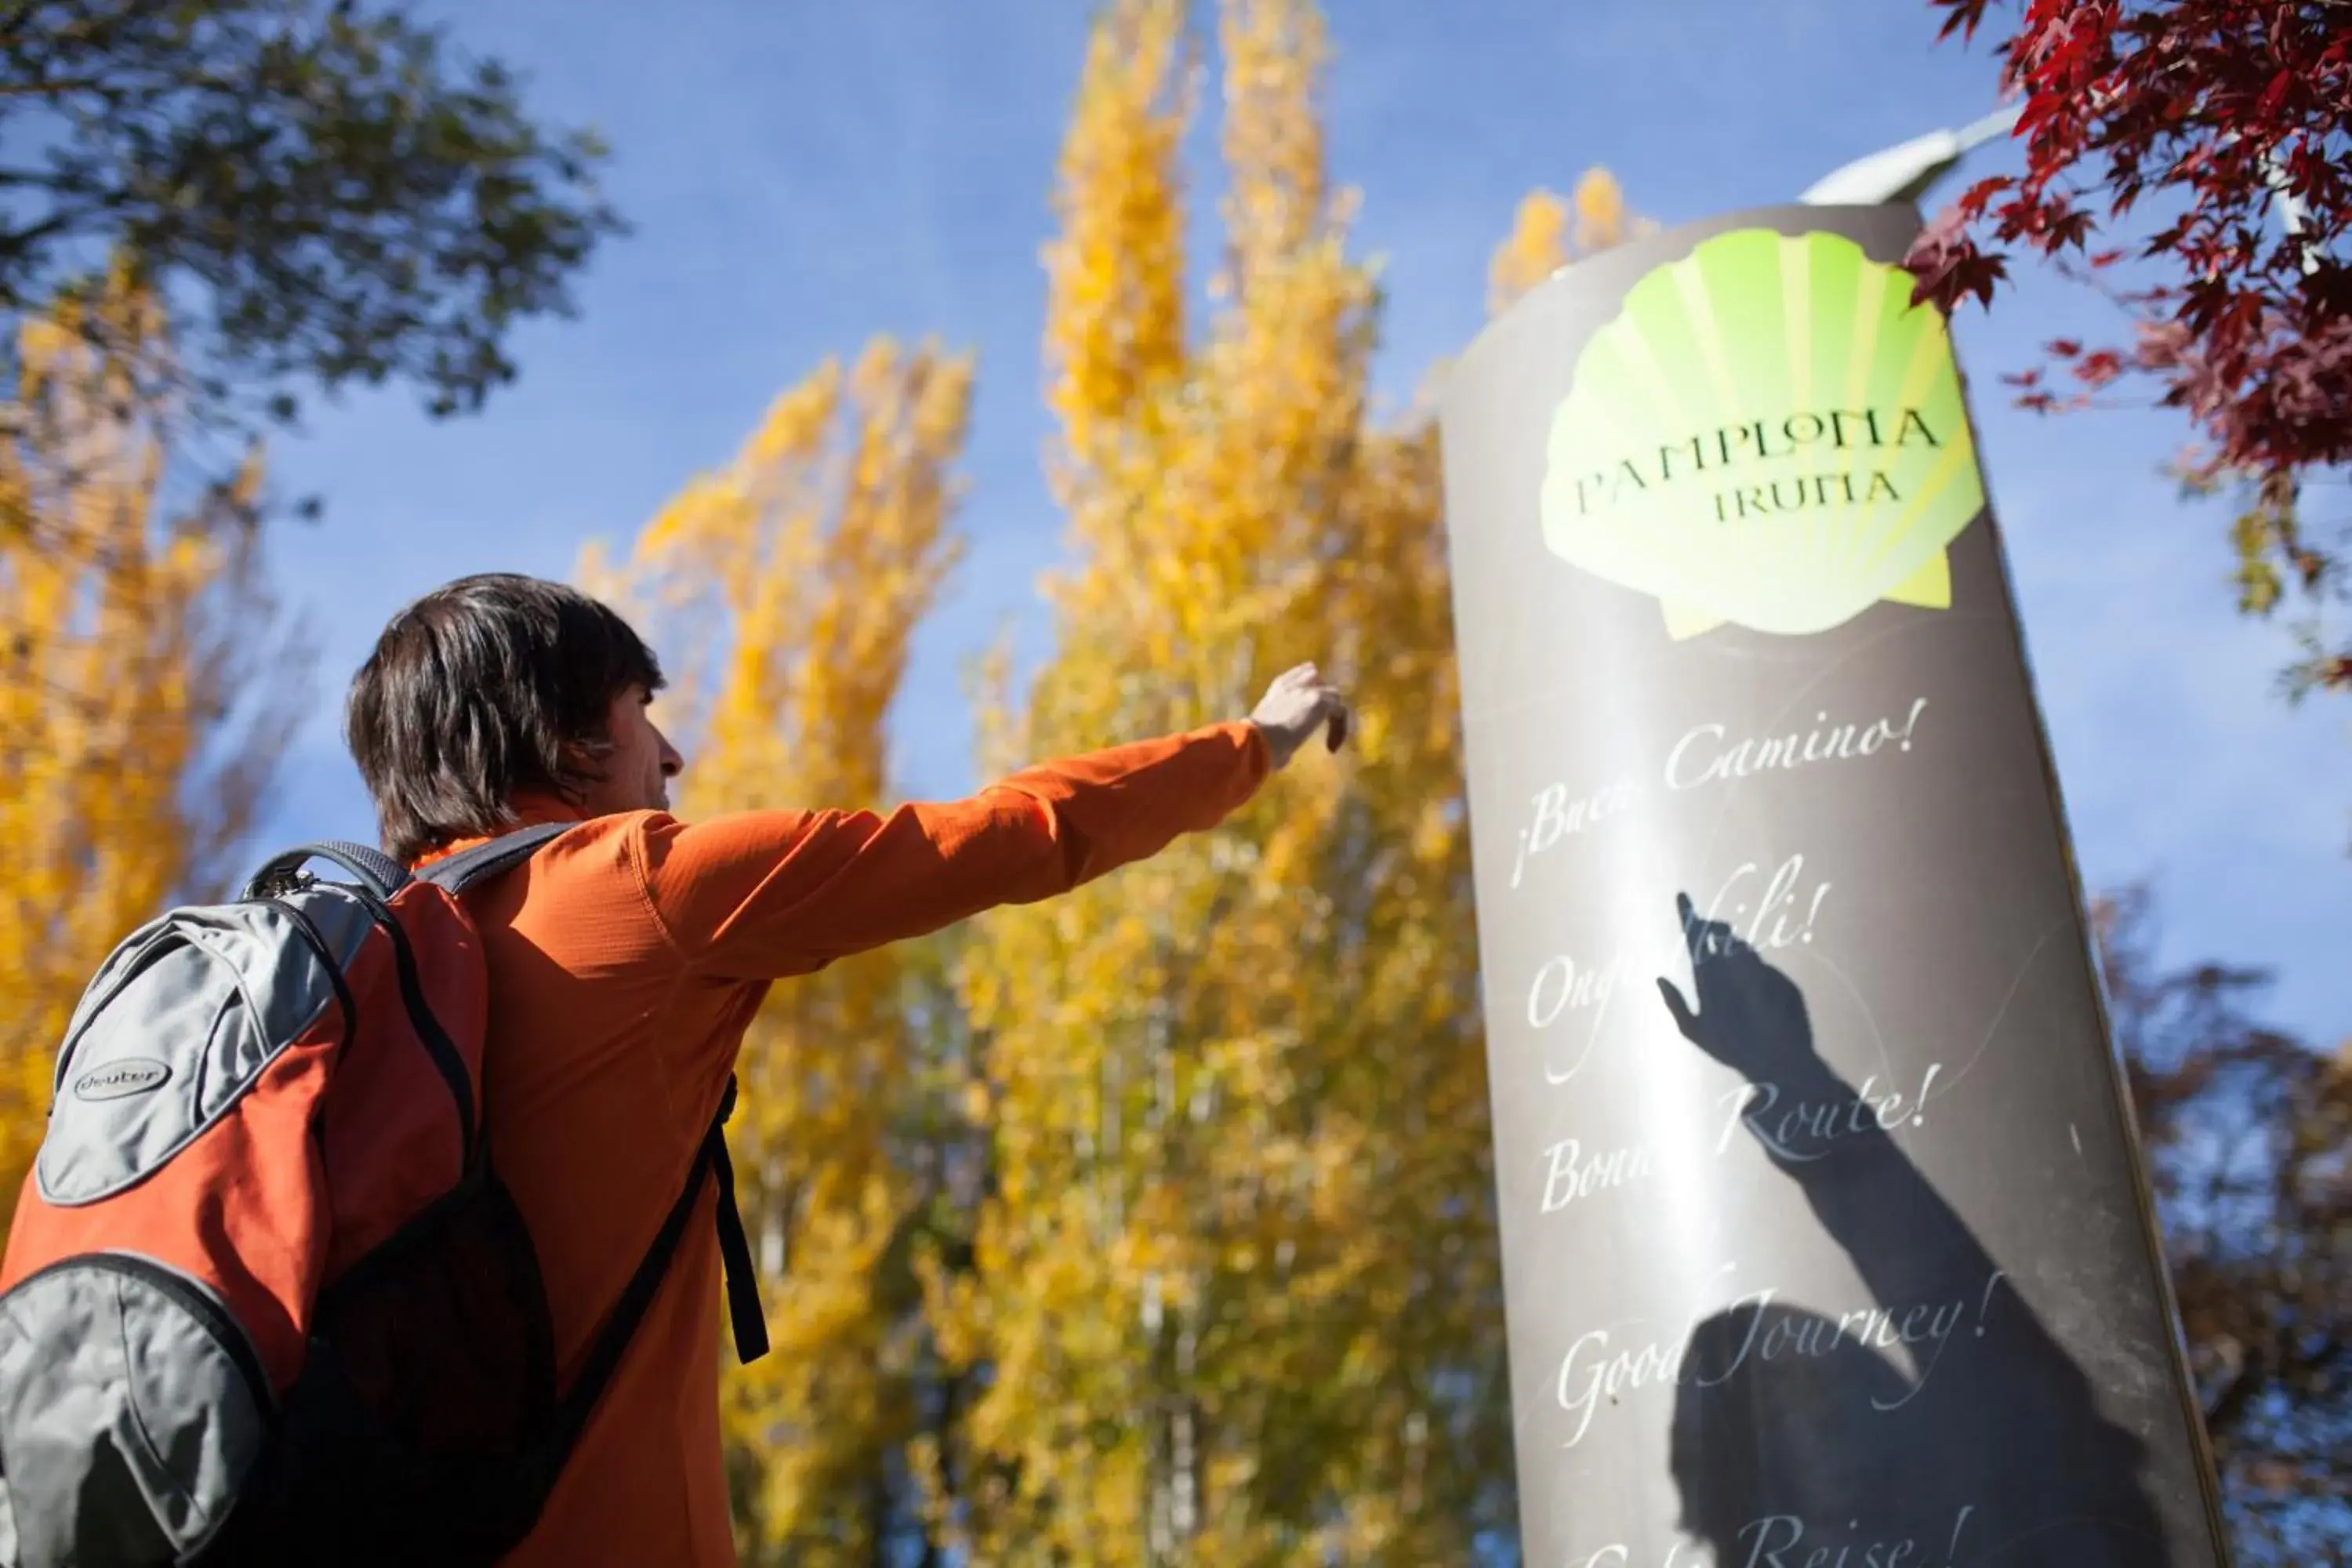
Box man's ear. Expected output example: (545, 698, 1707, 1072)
(557, 731, 614, 783)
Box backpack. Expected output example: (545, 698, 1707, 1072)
(0, 829, 770, 1568)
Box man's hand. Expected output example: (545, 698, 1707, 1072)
(1248, 662, 1352, 770)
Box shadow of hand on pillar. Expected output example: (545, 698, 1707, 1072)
(1653, 895, 2172, 1568)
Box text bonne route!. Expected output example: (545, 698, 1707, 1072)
(1535, 1058, 1946, 1215)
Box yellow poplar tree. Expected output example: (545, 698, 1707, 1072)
(1487, 168, 1646, 317)
(923, 1, 1642, 1559)
(576, 338, 973, 1565)
(0, 268, 305, 1236)
(917, 2, 1652, 1559)
(929, 0, 1376, 1553)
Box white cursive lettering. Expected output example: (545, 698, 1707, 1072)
(1552, 1272, 2001, 1447)
(1716, 1065, 1944, 1162)
(1539, 1137, 1657, 1213)
(1665, 700, 1928, 795)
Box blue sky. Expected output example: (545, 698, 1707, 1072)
(256, 0, 2350, 1040)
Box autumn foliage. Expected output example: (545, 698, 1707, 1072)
(916, 5, 1654, 1559)
(0, 2, 2335, 1563)
(1907, 1, 2352, 694)
(0, 268, 303, 1232)
(935, 1, 1494, 1555)
(2094, 891, 2350, 1564)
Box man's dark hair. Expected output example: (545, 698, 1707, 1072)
(347, 574, 664, 862)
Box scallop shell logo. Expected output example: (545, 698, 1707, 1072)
(1541, 228, 1985, 639)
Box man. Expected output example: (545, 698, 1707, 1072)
(343, 572, 1350, 1566)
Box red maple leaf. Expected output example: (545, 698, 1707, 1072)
(1919, 0, 2352, 477)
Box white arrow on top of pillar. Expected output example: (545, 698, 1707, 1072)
(1798, 104, 2024, 208)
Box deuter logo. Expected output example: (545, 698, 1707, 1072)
(72, 1059, 172, 1102)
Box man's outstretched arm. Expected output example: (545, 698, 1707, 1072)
(633, 663, 1350, 982)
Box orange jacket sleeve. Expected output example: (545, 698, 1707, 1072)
(630, 720, 1272, 982)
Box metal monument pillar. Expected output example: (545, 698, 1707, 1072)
(1436, 199, 2235, 1566)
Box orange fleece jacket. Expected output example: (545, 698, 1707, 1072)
(410, 720, 1270, 1567)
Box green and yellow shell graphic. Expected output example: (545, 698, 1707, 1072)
(1541, 227, 1986, 639)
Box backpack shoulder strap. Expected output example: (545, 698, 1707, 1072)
(419, 823, 770, 1479)
(428, 817, 764, 1386)
(414, 822, 575, 895)
(705, 1080, 769, 1365)
(244, 840, 410, 901)
(535, 1076, 768, 1481)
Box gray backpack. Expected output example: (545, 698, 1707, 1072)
(0, 831, 766, 1566)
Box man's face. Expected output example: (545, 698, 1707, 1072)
(577, 683, 684, 816)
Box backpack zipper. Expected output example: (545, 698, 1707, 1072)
(7, 1251, 273, 1417)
